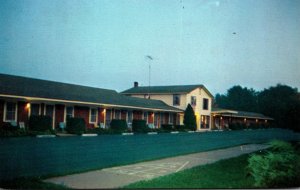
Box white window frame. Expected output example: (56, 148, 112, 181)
(64, 106, 74, 122)
(89, 108, 98, 124)
(3, 102, 18, 122)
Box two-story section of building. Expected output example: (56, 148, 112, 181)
(122, 82, 214, 131)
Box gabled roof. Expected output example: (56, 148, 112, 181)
(122, 84, 213, 97)
(212, 108, 273, 120)
(0, 73, 182, 112)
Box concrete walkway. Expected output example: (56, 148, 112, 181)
(45, 144, 269, 189)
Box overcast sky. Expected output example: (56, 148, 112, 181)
(1, 0, 299, 95)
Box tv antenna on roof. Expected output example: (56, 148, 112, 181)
(145, 55, 153, 99)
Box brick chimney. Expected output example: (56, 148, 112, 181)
(134, 81, 139, 88)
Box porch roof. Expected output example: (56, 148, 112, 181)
(212, 108, 273, 120)
(0, 73, 183, 113)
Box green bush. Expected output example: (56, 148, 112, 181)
(183, 104, 197, 131)
(110, 119, 128, 132)
(161, 124, 174, 131)
(2, 122, 20, 131)
(66, 117, 86, 135)
(174, 125, 187, 131)
(248, 140, 300, 188)
(132, 120, 150, 133)
(86, 128, 116, 135)
(0, 128, 27, 137)
(228, 123, 246, 130)
(29, 115, 52, 132)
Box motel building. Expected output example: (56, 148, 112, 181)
(0, 74, 182, 130)
(211, 108, 274, 130)
(0, 73, 273, 132)
(122, 82, 213, 131)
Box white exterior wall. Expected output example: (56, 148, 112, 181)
(185, 88, 212, 130)
(129, 87, 212, 131)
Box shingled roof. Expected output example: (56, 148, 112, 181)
(122, 84, 213, 97)
(0, 74, 182, 112)
(212, 108, 273, 120)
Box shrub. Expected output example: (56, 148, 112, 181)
(110, 119, 128, 132)
(248, 140, 300, 188)
(29, 115, 52, 132)
(86, 128, 116, 135)
(161, 124, 174, 131)
(66, 117, 86, 135)
(183, 104, 197, 131)
(132, 120, 149, 133)
(2, 122, 20, 131)
(174, 125, 187, 131)
(228, 123, 245, 130)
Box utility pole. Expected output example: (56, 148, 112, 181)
(145, 55, 153, 99)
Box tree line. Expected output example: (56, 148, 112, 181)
(214, 84, 300, 132)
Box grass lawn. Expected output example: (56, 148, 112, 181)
(124, 153, 256, 189)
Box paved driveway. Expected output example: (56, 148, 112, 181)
(45, 144, 269, 189)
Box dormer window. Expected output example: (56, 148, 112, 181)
(173, 94, 180, 106)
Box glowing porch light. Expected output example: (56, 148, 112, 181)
(26, 103, 30, 109)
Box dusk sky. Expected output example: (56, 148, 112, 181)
(1, 0, 299, 95)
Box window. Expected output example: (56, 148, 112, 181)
(143, 112, 148, 123)
(4, 102, 17, 122)
(66, 106, 74, 119)
(89, 108, 97, 123)
(45, 105, 54, 117)
(127, 111, 133, 123)
(31, 104, 40, 116)
(201, 115, 210, 129)
(191, 96, 197, 106)
(173, 94, 180, 106)
(114, 110, 121, 119)
(169, 113, 173, 124)
(203, 98, 209, 110)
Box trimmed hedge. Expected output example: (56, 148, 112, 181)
(29, 115, 52, 132)
(132, 120, 150, 133)
(110, 119, 128, 132)
(175, 125, 189, 131)
(66, 117, 86, 135)
(2, 122, 19, 131)
(161, 124, 174, 131)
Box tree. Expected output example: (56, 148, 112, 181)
(183, 104, 197, 130)
(215, 85, 259, 112)
(258, 84, 300, 131)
